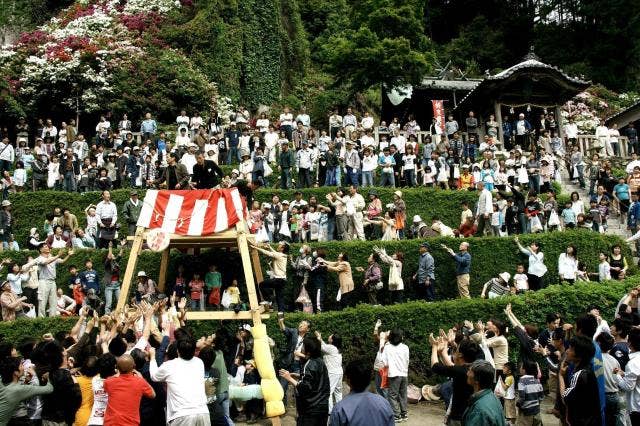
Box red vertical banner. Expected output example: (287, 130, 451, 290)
(432, 100, 446, 133)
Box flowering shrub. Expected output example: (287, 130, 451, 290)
(562, 86, 640, 133)
(0, 0, 228, 119)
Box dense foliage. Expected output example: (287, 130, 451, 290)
(1, 279, 634, 381)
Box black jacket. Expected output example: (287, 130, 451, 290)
(295, 357, 330, 415)
(192, 160, 224, 188)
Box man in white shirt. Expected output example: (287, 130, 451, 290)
(360, 129, 376, 150)
(150, 336, 210, 426)
(0, 138, 15, 173)
(329, 109, 343, 140)
(296, 141, 315, 188)
(342, 108, 357, 140)
(189, 112, 203, 138)
(595, 121, 611, 157)
(175, 128, 191, 151)
(176, 110, 190, 132)
(72, 135, 89, 161)
(264, 126, 279, 162)
(180, 144, 198, 175)
(340, 185, 366, 240)
(41, 119, 58, 139)
(295, 106, 311, 129)
(609, 123, 621, 157)
(361, 111, 374, 131)
(95, 190, 118, 249)
(390, 129, 406, 154)
(564, 118, 578, 144)
(627, 153, 640, 174)
(615, 328, 640, 423)
(475, 182, 493, 236)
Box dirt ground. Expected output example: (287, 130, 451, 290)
(235, 392, 560, 425)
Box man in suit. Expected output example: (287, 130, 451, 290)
(475, 181, 493, 236)
(191, 152, 224, 189)
(154, 152, 190, 189)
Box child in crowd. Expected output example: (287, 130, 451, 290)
(490, 203, 503, 236)
(78, 165, 90, 192)
(189, 272, 205, 311)
(502, 361, 517, 425)
(516, 360, 545, 425)
(589, 200, 603, 232)
(206, 264, 222, 308)
(173, 264, 186, 299)
(85, 205, 98, 241)
(13, 161, 26, 192)
(227, 279, 241, 310)
(598, 253, 611, 282)
(597, 198, 609, 232)
(577, 261, 591, 282)
(513, 264, 529, 294)
(68, 265, 84, 308)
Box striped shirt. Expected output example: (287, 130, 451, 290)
(517, 375, 544, 416)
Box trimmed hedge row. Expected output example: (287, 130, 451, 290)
(0, 232, 629, 313)
(1, 279, 634, 381)
(10, 185, 568, 247)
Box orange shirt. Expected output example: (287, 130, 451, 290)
(103, 373, 154, 426)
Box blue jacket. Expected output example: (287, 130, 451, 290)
(454, 252, 471, 275)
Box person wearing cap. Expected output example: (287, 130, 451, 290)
(480, 272, 513, 299)
(343, 140, 361, 187)
(136, 271, 157, 301)
(277, 142, 295, 189)
(122, 190, 142, 237)
(414, 242, 435, 301)
(441, 241, 472, 299)
(0, 200, 12, 248)
(409, 215, 432, 239)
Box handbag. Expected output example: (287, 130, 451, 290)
(494, 376, 506, 398)
(221, 290, 232, 309)
(295, 285, 311, 304)
(530, 215, 543, 232)
(336, 289, 342, 302)
(263, 162, 273, 177)
(548, 210, 560, 226)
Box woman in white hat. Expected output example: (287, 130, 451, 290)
(480, 272, 513, 299)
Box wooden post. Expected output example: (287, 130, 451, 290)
(555, 105, 564, 140)
(116, 226, 144, 312)
(494, 101, 504, 148)
(235, 222, 262, 326)
(250, 247, 264, 284)
(157, 248, 170, 293)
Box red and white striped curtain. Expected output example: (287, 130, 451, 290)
(137, 188, 246, 236)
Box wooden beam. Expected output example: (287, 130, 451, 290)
(185, 310, 270, 321)
(236, 222, 263, 326)
(250, 247, 264, 284)
(494, 101, 504, 148)
(157, 249, 170, 293)
(116, 226, 144, 312)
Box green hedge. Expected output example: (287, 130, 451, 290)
(1, 232, 629, 313)
(1, 279, 634, 382)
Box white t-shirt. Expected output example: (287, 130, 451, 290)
(513, 273, 528, 291)
(381, 342, 409, 377)
(88, 376, 108, 425)
(150, 357, 209, 422)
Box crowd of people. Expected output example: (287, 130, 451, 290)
(3, 283, 640, 425)
(0, 107, 626, 196)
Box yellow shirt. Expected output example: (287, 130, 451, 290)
(228, 286, 240, 304)
(73, 375, 94, 426)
